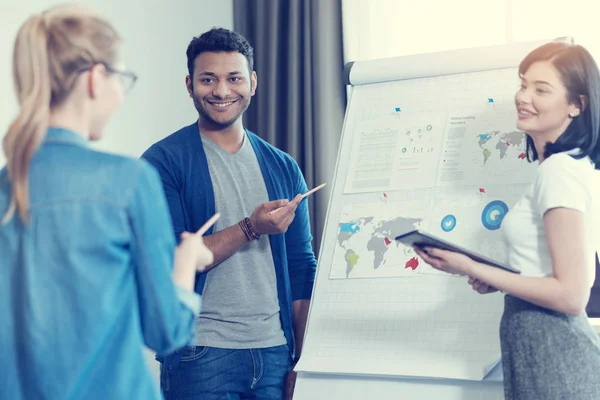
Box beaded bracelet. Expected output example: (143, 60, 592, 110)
(245, 217, 261, 240)
(239, 219, 253, 241)
(239, 217, 261, 241)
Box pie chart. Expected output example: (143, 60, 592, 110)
(441, 214, 457, 232)
(481, 200, 509, 230)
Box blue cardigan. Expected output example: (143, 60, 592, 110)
(142, 122, 317, 371)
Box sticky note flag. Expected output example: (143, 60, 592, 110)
(479, 188, 486, 193)
(488, 98, 494, 103)
(395, 107, 401, 112)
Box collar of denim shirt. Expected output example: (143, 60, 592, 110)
(44, 126, 90, 147)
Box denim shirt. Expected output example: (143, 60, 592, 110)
(0, 127, 199, 400)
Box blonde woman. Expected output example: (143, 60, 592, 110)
(0, 5, 213, 399)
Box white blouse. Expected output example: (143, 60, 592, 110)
(501, 152, 599, 284)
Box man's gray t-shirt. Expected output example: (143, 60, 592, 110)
(195, 133, 286, 348)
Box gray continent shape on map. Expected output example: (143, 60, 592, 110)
(495, 131, 525, 159)
(337, 231, 353, 247)
(366, 216, 422, 270)
(336, 216, 376, 248)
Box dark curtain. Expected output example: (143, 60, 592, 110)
(233, 0, 347, 256)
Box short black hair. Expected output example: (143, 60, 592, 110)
(519, 39, 600, 167)
(186, 27, 254, 79)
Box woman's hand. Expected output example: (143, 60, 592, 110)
(413, 246, 474, 276)
(172, 233, 214, 291)
(467, 276, 499, 294)
(179, 232, 214, 273)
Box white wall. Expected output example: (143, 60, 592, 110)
(0, 0, 233, 381)
(0, 0, 233, 163)
(343, 0, 600, 63)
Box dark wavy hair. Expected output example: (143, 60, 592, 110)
(186, 27, 254, 80)
(519, 40, 600, 169)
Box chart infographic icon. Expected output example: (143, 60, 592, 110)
(440, 214, 457, 232)
(481, 200, 509, 230)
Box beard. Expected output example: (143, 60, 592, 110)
(192, 90, 251, 129)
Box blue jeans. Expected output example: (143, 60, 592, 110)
(160, 345, 291, 400)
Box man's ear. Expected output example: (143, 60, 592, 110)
(186, 75, 193, 98)
(251, 71, 257, 96)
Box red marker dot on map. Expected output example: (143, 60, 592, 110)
(518, 152, 526, 160)
(384, 237, 391, 246)
(479, 188, 486, 193)
(506, 141, 510, 146)
(383, 193, 388, 198)
(405, 257, 419, 270)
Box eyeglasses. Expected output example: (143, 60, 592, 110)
(74, 62, 138, 95)
(104, 65, 138, 94)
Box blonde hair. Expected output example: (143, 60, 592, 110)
(2, 4, 120, 224)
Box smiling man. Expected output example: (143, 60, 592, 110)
(141, 28, 317, 400)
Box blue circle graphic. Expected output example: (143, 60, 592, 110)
(441, 214, 457, 232)
(481, 200, 509, 230)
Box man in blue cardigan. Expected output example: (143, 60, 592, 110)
(141, 28, 317, 400)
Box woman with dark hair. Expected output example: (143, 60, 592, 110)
(416, 39, 600, 399)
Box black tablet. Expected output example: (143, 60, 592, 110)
(395, 229, 520, 274)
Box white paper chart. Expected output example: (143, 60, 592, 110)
(329, 193, 430, 280)
(418, 185, 527, 275)
(344, 116, 445, 193)
(297, 278, 504, 381)
(436, 111, 537, 187)
(297, 63, 540, 382)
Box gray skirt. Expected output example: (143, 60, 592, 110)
(500, 295, 600, 400)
